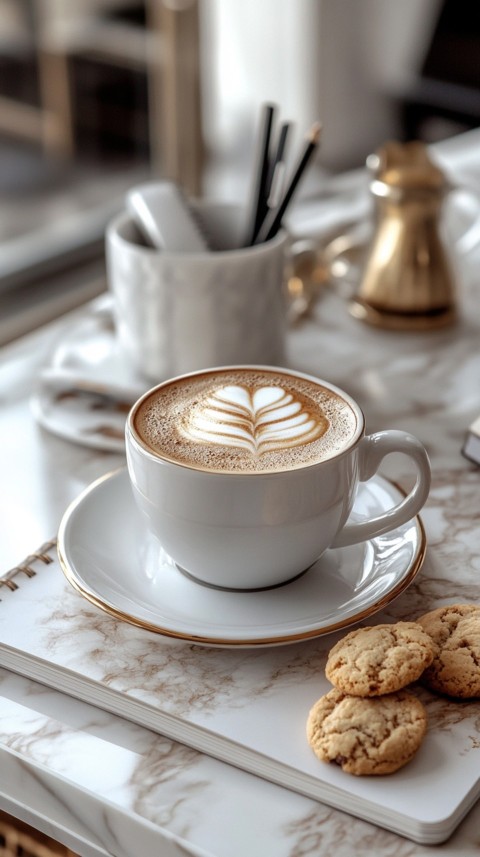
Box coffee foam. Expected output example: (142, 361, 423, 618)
(133, 369, 359, 473)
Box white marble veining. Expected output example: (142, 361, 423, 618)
(1, 129, 480, 855)
(2, 666, 480, 857)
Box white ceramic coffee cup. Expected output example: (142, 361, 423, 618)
(106, 202, 288, 382)
(125, 366, 431, 591)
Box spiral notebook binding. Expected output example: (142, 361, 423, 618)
(0, 539, 57, 596)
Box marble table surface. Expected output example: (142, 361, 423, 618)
(1, 130, 480, 856)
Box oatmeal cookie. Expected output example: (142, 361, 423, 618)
(325, 622, 435, 697)
(306, 687, 427, 775)
(416, 604, 480, 699)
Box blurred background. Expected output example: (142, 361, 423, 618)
(1, 0, 479, 341)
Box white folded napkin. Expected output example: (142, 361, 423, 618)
(37, 296, 148, 408)
(38, 366, 145, 407)
(286, 169, 371, 240)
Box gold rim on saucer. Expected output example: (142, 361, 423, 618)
(57, 470, 427, 648)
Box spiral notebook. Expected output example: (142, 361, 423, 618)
(1, 540, 479, 845)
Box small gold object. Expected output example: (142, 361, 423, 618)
(287, 240, 330, 324)
(350, 140, 457, 329)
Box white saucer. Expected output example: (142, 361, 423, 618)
(57, 469, 426, 647)
(31, 299, 146, 452)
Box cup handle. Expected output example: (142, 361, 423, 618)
(286, 239, 328, 323)
(331, 430, 431, 549)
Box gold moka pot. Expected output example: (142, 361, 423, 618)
(350, 141, 457, 329)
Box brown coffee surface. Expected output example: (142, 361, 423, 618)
(133, 368, 359, 473)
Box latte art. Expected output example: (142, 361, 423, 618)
(133, 368, 359, 473)
(181, 384, 327, 455)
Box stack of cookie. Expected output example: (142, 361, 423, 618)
(416, 604, 480, 700)
(306, 604, 480, 776)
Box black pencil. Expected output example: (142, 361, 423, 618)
(243, 103, 276, 247)
(254, 122, 321, 244)
(265, 121, 291, 208)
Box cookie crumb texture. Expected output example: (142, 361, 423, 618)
(325, 622, 435, 697)
(416, 604, 480, 699)
(306, 688, 427, 775)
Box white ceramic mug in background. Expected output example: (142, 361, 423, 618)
(106, 202, 288, 382)
(125, 366, 431, 591)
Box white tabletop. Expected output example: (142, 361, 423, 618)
(1, 129, 480, 856)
